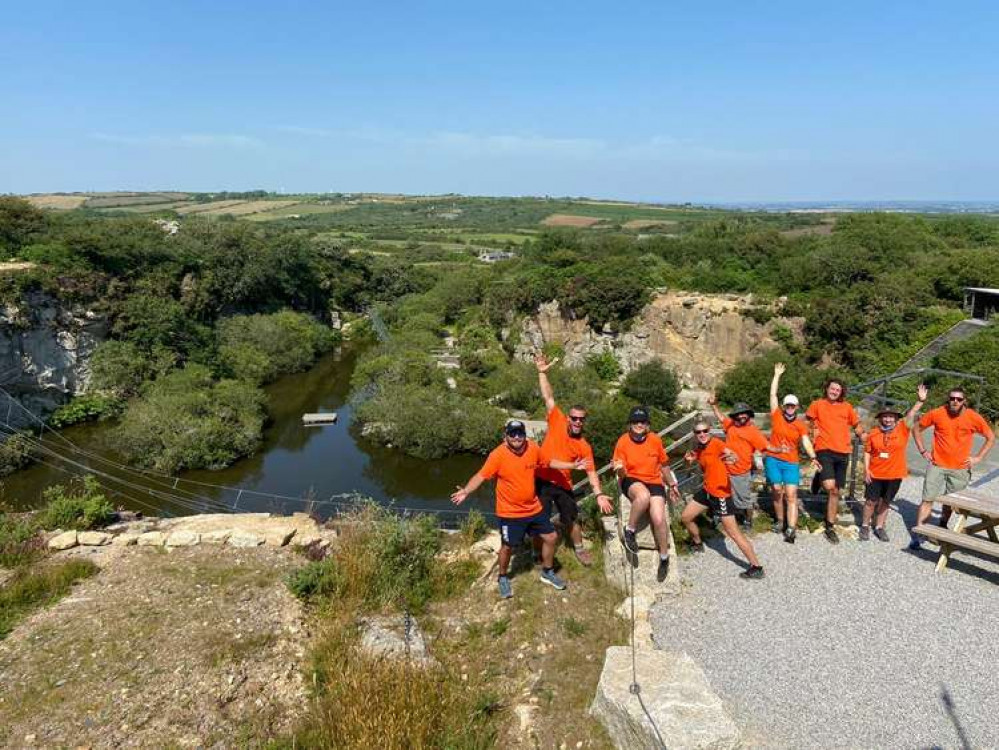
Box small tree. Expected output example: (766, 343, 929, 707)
(621, 362, 680, 412)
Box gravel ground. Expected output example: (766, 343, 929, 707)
(651, 476, 999, 750)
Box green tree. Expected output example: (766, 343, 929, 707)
(621, 361, 681, 412)
(0, 197, 45, 253)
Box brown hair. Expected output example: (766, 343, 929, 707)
(823, 378, 848, 403)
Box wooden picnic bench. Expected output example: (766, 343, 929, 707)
(913, 488, 999, 573)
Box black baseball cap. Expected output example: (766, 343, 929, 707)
(628, 407, 650, 424)
(504, 420, 527, 436)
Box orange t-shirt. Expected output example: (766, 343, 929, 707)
(721, 418, 768, 475)
(478, 440, 543, 518)
(865, 422, 910, 480)
(806, 399, 860, 454)
(537, 406, 595, 490)
(613, 432, 668, 485)
(696, 437, 731, 498)
(918, 406, 994, 470)
(768, 409, 809, 463)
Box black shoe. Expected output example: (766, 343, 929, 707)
(657, 556, 670, 582)
(824, 526, 840, 545)
(783, 527, 796, 544)
(859, 526, 870, 541)
(740, 565, 765, 580)
(623, 529, 638, 554)
(690, 541, 705, 554)
(874, 527, 890, 543)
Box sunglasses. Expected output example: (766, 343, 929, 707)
(568, 415, 587, 423)
(948, 396, 965, 402)
(694, 428, 710, 434)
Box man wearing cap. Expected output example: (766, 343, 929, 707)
(862, 385, 927, 542)
(534, 353, 614, 566)
(707, 395, 786, 531)
(611, 406, 681, 582)
(766, 362, 821, 543)
(910, 387, 995, 549)
(452, 420, 586, 598)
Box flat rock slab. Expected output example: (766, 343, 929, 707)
(158, 513, 321, 547)
(165, 531, 200, 547)
(137, 531, 166, 546)
(590, 646, 741, 750)
(78, 531, 112, 546)
(48, 531, 78, 551)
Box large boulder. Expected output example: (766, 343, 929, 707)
(602, 517, 679, 600)
(590, 647, 741, 750)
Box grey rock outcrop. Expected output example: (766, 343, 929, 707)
(77, 531, 112, 546)
(359, 615, 434, 665)
(48, 530, 79, 550)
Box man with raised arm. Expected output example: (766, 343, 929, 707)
(909, 386, 995, 549)
(534, 353, 614, 566)
(862, 384, 927, 542)
(452, 420, 587, 599)
(806, 379, 866, 544)
(766, 362, 821, 544)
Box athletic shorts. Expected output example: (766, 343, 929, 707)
(817, 450, 850, 489)
(535, 479, 578, 527)
(621, 477, 667, 499)
(764, 456, 800, 487)
(497, 511, 555, 548)
(693, 489, 735, 518)
(729, 471, 754, 510)
(865, 478, 902, 503)
(922, 465, 971, 502)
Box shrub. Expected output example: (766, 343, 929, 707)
(586, 351, 621, 382)
(0, 510, 44, 567)
(933, 325, 999, 420)
(218, 310, 335, 385)
(49, 394, 122, 428)
(621, 361, 681, 412)
(0, 434, 33, 477)
(459, 509, 488, 545)
(89, 340, 176, 398)
(37, 476, 115, 531)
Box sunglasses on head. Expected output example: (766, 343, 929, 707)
(694, 428, 710, 434)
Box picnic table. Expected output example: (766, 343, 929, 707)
(913, 488, 999, 573)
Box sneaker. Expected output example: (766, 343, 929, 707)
(741, 518, 753, 532)
(623, 529, 639, 554)
(539, 568, 567, 591)
(498, 575, 513, 599)
(859, 525, 870, 541)
(907, 535, 923, 551)
(783, 527, 796, 544)
(824, 526, 840, 545)
(739, 565, 765, 580)
(771, 522, 783, 535)
(874, 527, 890, 543)
(657, 556, 670, 582)
(574, 546, 594, 567)
(689, 541, 705, 554)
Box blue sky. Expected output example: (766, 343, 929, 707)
(2, 1, 997, 201)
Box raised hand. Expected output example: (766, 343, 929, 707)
(917, 383, 929, 402)
(774, 362, 786, 377)
(534, 352, 559, 373)
(706, 394, 717, 406)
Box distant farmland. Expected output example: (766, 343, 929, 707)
(541, 214, 603, 227)
(25, 194, 88, 210)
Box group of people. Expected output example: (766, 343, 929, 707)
(452, 355, 995, 599)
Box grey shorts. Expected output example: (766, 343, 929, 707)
(729, 472, 754, 510)
(922, 465, 971, 502)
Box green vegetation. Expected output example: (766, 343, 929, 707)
(37, 476, 114, 531)
(218, 310, 336, 384)
(621, 361, 681, 412)
(0, 559, 99, 639)
(932, 324, 999, 419)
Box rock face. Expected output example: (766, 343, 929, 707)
(513, 293, 803, 388)
(590, 647, 742, 750)
(0, 291, 107, 424)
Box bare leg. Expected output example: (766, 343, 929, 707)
(648, 496, 671, 555)
(915, 500, 934, 527)
(874, 500, 891, 529)
(681, 501, 708, 543)
(568, 522, 584, 548)
(823, 479, 840, 526)
(862, 498, 876, 528)
(627, 484, 652, 531)
(771, 484, 785, 527)
(785, 485, 799, 529)
(539, 532, 557, 568)
(719, 515, 761, 567)
(498, 545, 513, 576)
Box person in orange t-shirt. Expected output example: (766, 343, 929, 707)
(861, 384, 927, 543)
(452, 420, 584, 599)
(909, 386, 995, 549)
(806, 379, 866, 545)
(680, 421, 764, 579)
(612, 406, 680, 582)
(534, 354, 614, 567)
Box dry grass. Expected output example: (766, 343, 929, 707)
(174, 199, 249, 215)
(206, 199, 301, 216)
(541, 214, 605, 228)
(84, 193, 186, 208)
(24, 194, 87, 210)
(622, 219, 678, 230)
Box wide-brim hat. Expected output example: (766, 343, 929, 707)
(876, 409, 903, 419)
(728, 402, 754, 418)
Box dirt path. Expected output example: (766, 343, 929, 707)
(0, 545, 309, 749)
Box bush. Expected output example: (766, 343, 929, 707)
(0, 434, 33, 477)
(459, 509, 488, 545)
(49, 393, 123, 428)
(716, 350, 845, 413)
(109, 365, 266, 471)
(0, 510, 45, 567)
(218, 310, 335, 385)
(37, 476, 114, 531)
(621, 361, 681, 412)
(89, 340, 176, 397)
(933, 325, 999, 420)
(586, 351, 621, 382)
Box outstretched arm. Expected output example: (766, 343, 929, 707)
(706, 394, 725, 424)
(535, 352, 558, 413)
(585, 469, 614, 514)
(905, 384, 928, 427)
(451, 474, 486, 505)
(770, 362, 785, 413)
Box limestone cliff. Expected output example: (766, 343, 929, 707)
(0, 291, 107, 425)
(512, 292, 803, 388)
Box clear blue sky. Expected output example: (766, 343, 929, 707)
(2, 1, 997, 201)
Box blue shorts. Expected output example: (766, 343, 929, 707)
(764, 456, 800, 487)
(497, 511, 555, 547)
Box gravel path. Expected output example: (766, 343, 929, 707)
(650, 476, 999, 750)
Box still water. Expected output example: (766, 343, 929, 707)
(3, 346, 494, 522)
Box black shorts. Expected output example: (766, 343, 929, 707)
(621, 477, 667, 499)
(693, 489, 735, 517)
(865, 478, 902, 503)
(497, 511, 555, 547)
(536, 479, 579, 527)
(816, 450, 850, 489)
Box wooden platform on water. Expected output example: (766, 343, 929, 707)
(302, 413, 338, 426)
